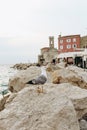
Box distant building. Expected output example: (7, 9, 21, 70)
(38, 36, 58, 64)
(58, 34, 81, 53)
(56, 49, 87, 68)
(80, 35, 87, 48)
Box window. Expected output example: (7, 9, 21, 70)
(60, 45, 63, 49)
(60, 39, 63, 43)
(73, 38, 76, 42)
(66, 39, 71, 43)
(72, 44, 77, 48)
(67, 44, 71, 49)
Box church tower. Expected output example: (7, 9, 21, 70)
(49, 36, 54, 48)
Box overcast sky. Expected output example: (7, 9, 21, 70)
(0, 0, 87, 64)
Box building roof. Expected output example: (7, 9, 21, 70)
(59, 34, 80, 39)
(55, 49, 87, 58)
(41, 47, 49, 51)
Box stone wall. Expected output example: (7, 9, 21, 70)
(43, 48, 58, 63)
(81, 35, 87, 48)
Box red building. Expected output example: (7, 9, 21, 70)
(58, 35, 81, 53)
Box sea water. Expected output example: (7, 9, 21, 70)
(0, 64, 18, 96)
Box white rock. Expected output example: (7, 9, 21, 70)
(8, 66, 41, 92)
(43, 83, 87, 119)
(0, 84, 80, 130)
(51, 67, 87, 88)
(79, 119, 87, 130)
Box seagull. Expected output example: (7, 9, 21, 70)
(26, 66, 47, 85)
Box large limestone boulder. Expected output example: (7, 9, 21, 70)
(67, 65, 87, 83)
(0, 84, 80, 130)
(42, 83, 87, 119)
(46, 63, 61, 72)
(8, 66, 41, 92)
(0, 94, 10, 111)
(79, 119, 87, 130)
(1, 82, 87, 129)
(51, 66, 87, 88)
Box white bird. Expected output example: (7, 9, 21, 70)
(26, 66, 47, 85)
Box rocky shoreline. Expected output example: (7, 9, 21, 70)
(12, 63, 40, 70)
(0, 62, 87, 130)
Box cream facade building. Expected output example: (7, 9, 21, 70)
(81, 35, 87, 48)
(38, 36, 58, 64)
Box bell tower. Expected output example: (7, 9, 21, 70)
(49, 36, 54, 48)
